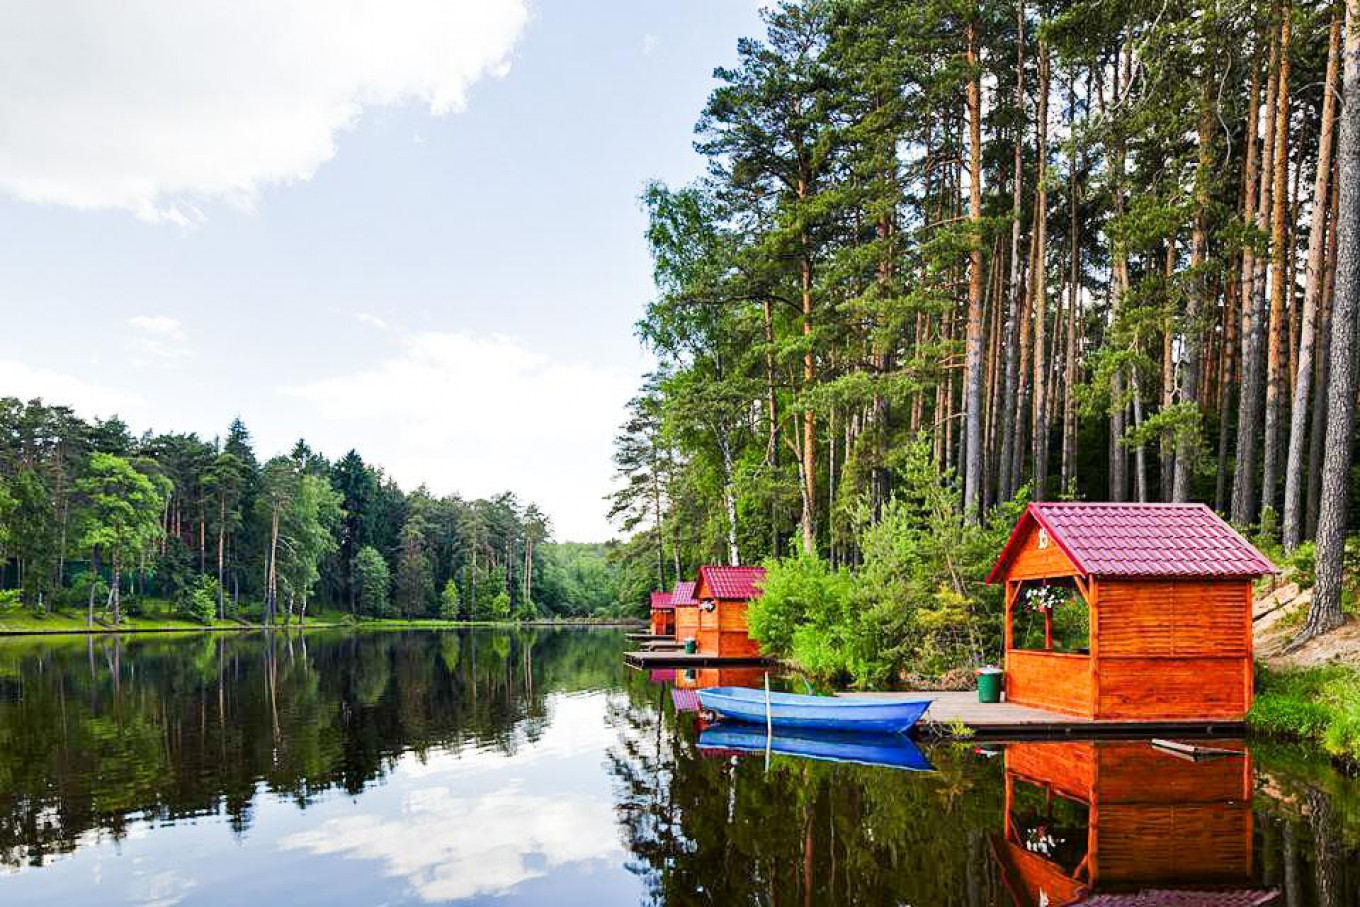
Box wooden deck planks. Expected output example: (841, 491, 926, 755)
(624, 650, 773, 668)
(842, 691, 1246, 736)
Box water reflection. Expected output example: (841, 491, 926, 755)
(994, 741, 1262, 905)
(0, 630, 1355, 905)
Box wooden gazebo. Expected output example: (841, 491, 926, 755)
(649, 590, 675, 637)
(986, 503, 1276, 722)
(695, 565, 765, 658)
(672, 580, 699, 644)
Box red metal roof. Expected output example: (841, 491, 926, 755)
(650, 591, 674, 611)
(987, 502, 1278, 583)
(698, 565, 767, 600)
(670, 580, 698, 607)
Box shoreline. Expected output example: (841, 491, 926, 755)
(0, 615, 645, 637)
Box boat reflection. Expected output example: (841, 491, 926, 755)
(699, 722, 933, 772)
(993, 740, 1274, 906)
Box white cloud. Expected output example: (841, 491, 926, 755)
(355, 312, 391, 331)
(280, 693, 625, 902)
(127, 315, 191, 364)
(0, 360, 145, 418)
(0, 0, 529, 223)
(642, 33, 659, 55)
(282, 784, 620, 902)
(283, 331, 632, 540)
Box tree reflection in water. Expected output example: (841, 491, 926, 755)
(0, 628, 620, 869)
(0, 630, 1358, 906)
(609, 669, 1360, 907)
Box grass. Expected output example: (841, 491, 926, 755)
(0, 603, 640, 636)
(1250, 664, 1360, 764)
(0, 604, 340, 635)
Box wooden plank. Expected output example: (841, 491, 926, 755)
(624, 650, 771, 668)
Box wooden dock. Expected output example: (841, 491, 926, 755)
(624, 632, 674, 643)
(624, 649, 773, 668)
(844, 691, 1246, 738)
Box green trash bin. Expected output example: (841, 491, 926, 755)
(683, 637, 698, 654)
(976, 666, 1003, 704)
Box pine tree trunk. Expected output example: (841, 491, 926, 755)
(998, 2, 1025, 502)
(1233, 31, 1279, 525)
(799, 226, 816, 555)
(1173, 82, 1217, 502)
(1307, 160, 1341, 538)
(963, 20, 986, 523)
(1262, 5, 1292, 523)
(1303, 0, 1360, 645)
(1061, 79, 1081, 495)
(1030, 41, 1051, 501)
(1283, 10, 1340, 550)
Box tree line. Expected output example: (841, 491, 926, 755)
(0, 397, 622, 624)
(614, 0, 1360, 650)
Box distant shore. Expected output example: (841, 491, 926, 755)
(0, 612, 644, 637)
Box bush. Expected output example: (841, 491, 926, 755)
(439, 579, 461, 620)
(176, 575, 220, 624)
(749, 444, 1018, 688)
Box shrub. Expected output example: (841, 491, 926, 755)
(177, 575, 219, 624)
(439, 579, 461, 620)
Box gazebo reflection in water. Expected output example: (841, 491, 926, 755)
(992, 739, 1275, 906)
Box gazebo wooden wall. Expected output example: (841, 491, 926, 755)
(989, 503, 1273, 722)
(695, 566, 765, 658)
(649, 591, 675, 636)
(672, 580, 699, 643)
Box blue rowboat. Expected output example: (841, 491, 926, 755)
(699, 723, 933, 772)
(696, 687, 933, 734)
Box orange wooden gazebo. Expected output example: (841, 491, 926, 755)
(649, 590, 675, 637)
(671, 580, 700, 644)
(986, 503, 1276, 722)
(694, 565, 765, 658)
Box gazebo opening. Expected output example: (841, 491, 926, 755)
(1010, 577, 1090, 655)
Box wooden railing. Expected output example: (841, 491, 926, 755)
(1005, 649, 1092, 716)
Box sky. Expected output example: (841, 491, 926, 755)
(0, 0, 766, 542)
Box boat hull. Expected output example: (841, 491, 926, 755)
(696, 687, 932, 734)
(699, 723, 933, 771)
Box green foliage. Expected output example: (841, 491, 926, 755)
(751, 445, 1018, 687)
(177, 575, 219, 624)
(439, 578, 461, 620)
(353, 545, 391, 617)
(1251, 666, 1360, 762)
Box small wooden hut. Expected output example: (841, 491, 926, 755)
(987, 502, 1275, 722)
(649, 591, 675, 636)
(672, 580, 700, 644)
(992, 740, 1258, 905)
(694, 565, 765, 658)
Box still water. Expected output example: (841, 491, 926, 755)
(0, 628, 1354, 905)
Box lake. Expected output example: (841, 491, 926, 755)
(0, 628, 1354, 905)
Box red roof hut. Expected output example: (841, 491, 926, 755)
(694, 565, 766, 658)
(987, 503, 1275, 722)
(649, 590, 675, 637)
(672, 580, 700, 644)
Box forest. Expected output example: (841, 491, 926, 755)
(0, 398, 633, 625)
(612, 0, 1360, 682)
